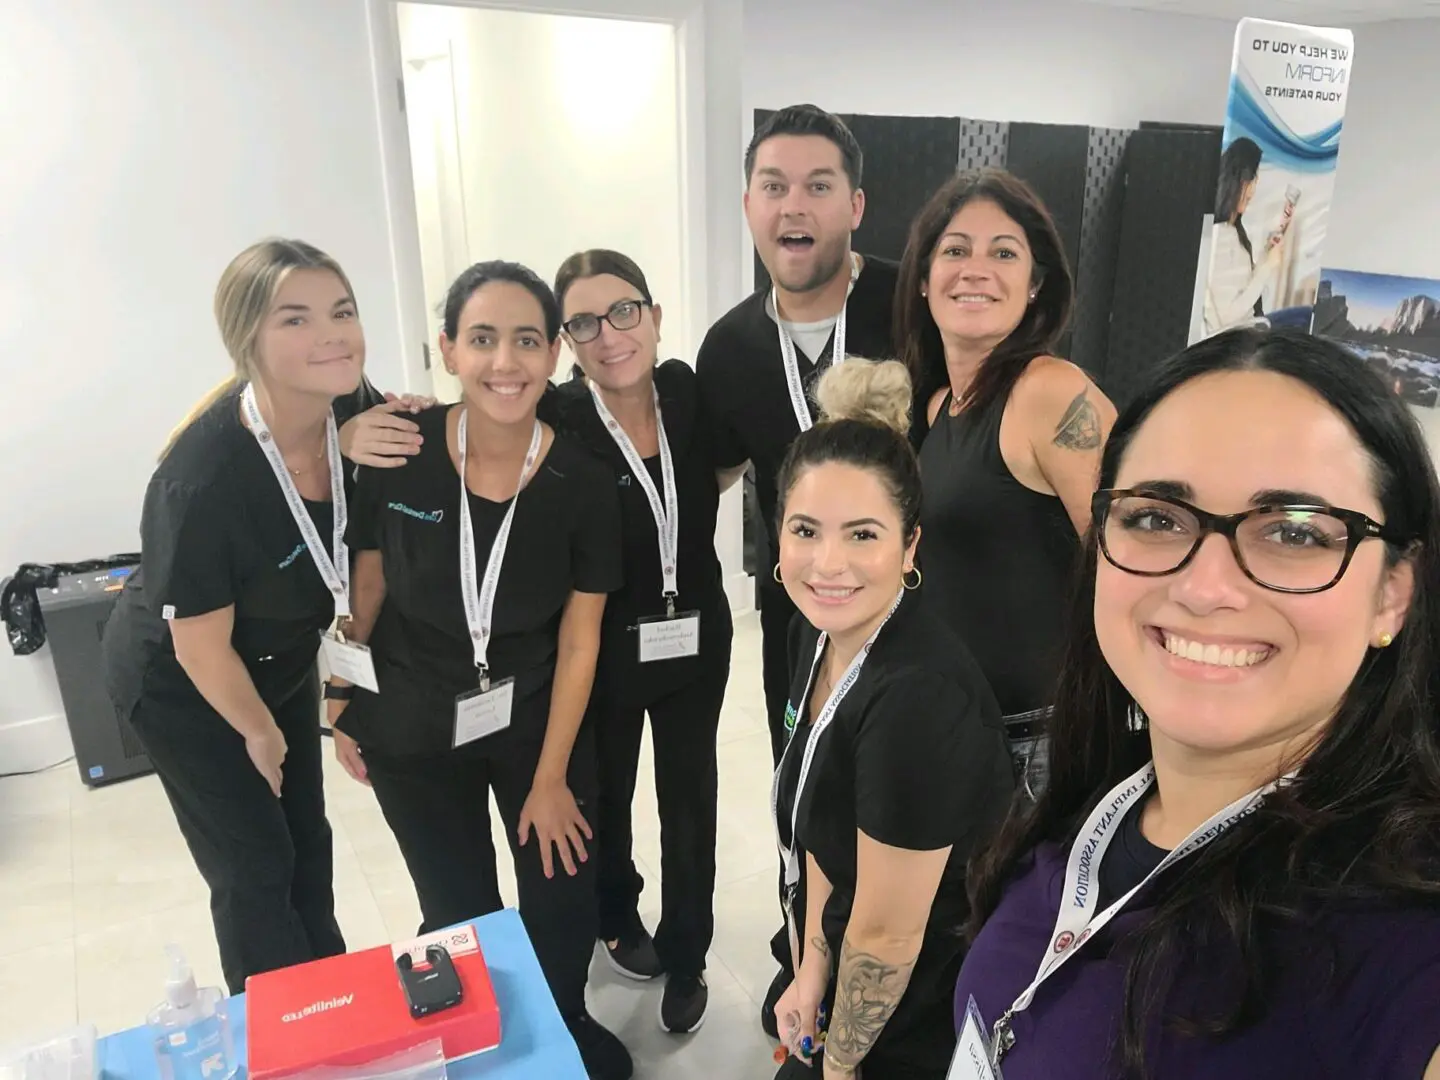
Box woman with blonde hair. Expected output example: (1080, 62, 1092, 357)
(769, 359, 1014, 1079)
(103, 238, 416, 992)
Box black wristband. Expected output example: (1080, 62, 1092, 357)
(323, 682, 356, 701)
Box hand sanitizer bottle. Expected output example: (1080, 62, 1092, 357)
(147, 945, 236, 1080)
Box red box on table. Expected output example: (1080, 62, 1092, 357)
(245, 924, 501, 1080)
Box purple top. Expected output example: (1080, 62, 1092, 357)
(954, 841, 1440, 1078)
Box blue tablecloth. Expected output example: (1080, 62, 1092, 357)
(97, 909, 585, 1079)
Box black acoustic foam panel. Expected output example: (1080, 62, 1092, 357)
(848, 114, 961, 266)
(1105, 128, 1222, 410)
(1004, 123, 1092, 364)
(1070, 127, 1130, 385)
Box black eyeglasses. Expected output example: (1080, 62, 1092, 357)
(562, 299, 651, 344)
(1092, 488, 1409, 594)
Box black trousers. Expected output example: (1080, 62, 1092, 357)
(591, 634, 731, 978)
(774, 1052, 944, 1080)
(362, 703, 599, 1020)
(129, 665, 345, 995)
(758, 580, 799, 768)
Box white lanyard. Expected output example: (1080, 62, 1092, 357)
(775, 252, 861, 432)
(457, 410, 542, 690)
(770, 588, 904, 892)
(240, 383, 350, 619)
(989, 761, 1289, 1065)
(588, 383, 681, 617)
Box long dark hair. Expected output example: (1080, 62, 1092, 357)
(896, 169, 1073, 429)
(442, 260, 560, 343)
(966, 327, 1440, 1077)
(1215, 137, 1263, 258)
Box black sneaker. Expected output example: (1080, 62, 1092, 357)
(600, 929, 664, 981)
(760, 966, 789, 1040)
(659, 973, 708, 1034)
(566, 1012, 633, 1080)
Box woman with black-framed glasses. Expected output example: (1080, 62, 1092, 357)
(950, 327, 1440, 1080)
(542, 249, 733, 1035)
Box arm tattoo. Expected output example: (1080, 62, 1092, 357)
(1053, 389, 1102, 451)
(824, 938, 917, 1070)
(810, 934, 831, 960)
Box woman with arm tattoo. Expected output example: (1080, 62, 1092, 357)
(769, 360, 1015, 1079)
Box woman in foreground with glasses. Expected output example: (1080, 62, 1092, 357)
(543, 250, 733, 1035)
(951, 327, 1440, 1079)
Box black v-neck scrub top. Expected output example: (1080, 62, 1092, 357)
(695, 254, 900, 563)
(103, 380, 384, 719)
(336, 405, 624, 757)
(773, 593, 1015, 1070)
(541, 359, 730, 704)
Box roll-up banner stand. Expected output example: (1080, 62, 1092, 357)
(1189, 19, 1355, 344)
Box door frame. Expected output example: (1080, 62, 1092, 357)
(363, 0, 752, 611)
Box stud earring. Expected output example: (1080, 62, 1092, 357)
(1377, 632, 1394, 648)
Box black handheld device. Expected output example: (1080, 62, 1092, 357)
(396, 944, 465, 1019)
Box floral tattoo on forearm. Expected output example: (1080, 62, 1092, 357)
(823, 937, 916, 1071)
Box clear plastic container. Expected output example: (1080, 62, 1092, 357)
(147, 945, 236, 1080)
(0, 1024, 97, 1080)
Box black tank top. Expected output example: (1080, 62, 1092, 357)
(917, 389, 1078, 715)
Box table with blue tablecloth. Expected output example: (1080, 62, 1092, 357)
(97, 909, 585, 1080)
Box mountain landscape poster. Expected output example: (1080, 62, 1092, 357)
(1312, 269, 1440, 408)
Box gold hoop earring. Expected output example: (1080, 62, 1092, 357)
(903, 566, 922, 590)
(773, 563, 783, 585)
(1377, 632, 1394, 648)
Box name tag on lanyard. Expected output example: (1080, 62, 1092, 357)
(948, 997, 1003, 1080)
(637, 611, 700, 662)
(320, 633, 378, 692)
(588, 383, 698, 664)
(452, 411, 542, 748)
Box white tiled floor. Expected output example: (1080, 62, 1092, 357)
(0, 613, 783, 1077)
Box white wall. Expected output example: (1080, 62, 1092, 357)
(397, 4, 686, 386)
(0, 0, 408, 769)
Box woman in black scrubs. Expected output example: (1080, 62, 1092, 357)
(769, 359, 1014, 1080)
(102, 238, 409, 993)
(326, 261, 632, 1080)
(545, 249, 733, 1035)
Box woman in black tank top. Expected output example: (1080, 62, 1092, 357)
(895, 169, 1117, 791)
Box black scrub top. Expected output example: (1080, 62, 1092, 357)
(773, 592, 1014, 1069)
(695, 255, 900, 570)
(337, 405, 624, 757)
(103, 380, 384, 719)
(541, 359, 731, 704)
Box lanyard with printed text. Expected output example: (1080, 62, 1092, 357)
(775, 252, 860, 432)
(241, 383, 350, 619)
(988, 762, 1290, 1067)
(589, 383, 680, 616)
(457, 410, 542, 691)
(770, 588, 905, 897)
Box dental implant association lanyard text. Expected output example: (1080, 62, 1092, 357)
(453, 411, 543, 747)
(985, 762, 1289, 1069)
(776, 252, 860, 432)
(240, 384, 377, 691)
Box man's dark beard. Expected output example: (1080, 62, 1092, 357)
(771, 234, 849, 296)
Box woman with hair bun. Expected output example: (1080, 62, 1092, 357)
(769, 359, 1015, 1080)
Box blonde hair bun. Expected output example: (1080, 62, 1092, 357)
(814, 358, 912, 435)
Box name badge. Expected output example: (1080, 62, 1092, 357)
(320, 633, 379, 692)
(948, 997, 1002, 1080)
(453, 678, 515, 747)
(637, 611, 701, 663)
